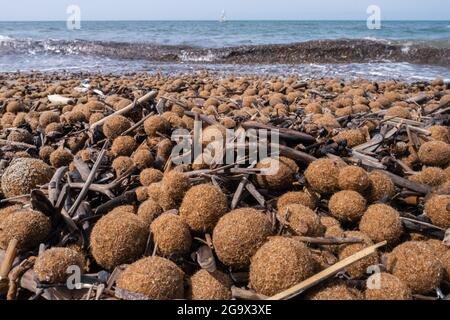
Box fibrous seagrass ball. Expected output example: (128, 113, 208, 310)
(201, 124, 227, 146)
(39, 146, 55, 163)
(39, 111, 60, 128)
(158, 171, 191, 211)
(332, 129, 366, 148)
(418, 141, 450, 167)
(102, 115, 132, 140)
(116, 256, 184, 300)
(338, 166, 370, 192)
(306, 281, 363, 300)
(429, 125, 450, 143)
(442, 251, 450, 282)
(277, 191, 317, 210)
(1, 158, 53, 198)
(45, 122, 64, 136)
(132, 148, 154, 169)
(135, 186, 149, 202)
(385, 106, 411, 119)
(34, 247, 85, 284)
(144, 115, 170, 137)
(367, 171, 395, 202)
(424, 239, 449, 258)
(359, 204, 403, 244)
(137, 199, 162, 228)
(112, 156, 134, 176)
(277, 204, 324, 237)
(0, 209, 51, 251)
(255, 157, 298, 191)
(424, 194, 450, 229)
(328, 190, 367, 223)
(304, 158, 340, 195)
(140, 168, 163, 186)
(90, 210, 148, 270)
(320, 216, 341, 230)
(249, 237, 315, 296)
(365, 273, 412, 300)
(49, 148, 73, 168)
(338, 231, 379, 279)
(147, 182, 162, 202)
(190, 269, 232, 300)
(151, 213, 192, 256)
(385, 241, 443, 294)
(111, 136, 137, 156)
(179, 184, 228, 233)
(7, 129, 33, 144)
(212, 208, 273, 269)
(409, 167, 447, 187)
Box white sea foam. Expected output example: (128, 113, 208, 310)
(180, 50, 218, 62)
(0, 35, 14, 42)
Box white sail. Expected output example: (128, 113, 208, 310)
(220, 10, 226, 23)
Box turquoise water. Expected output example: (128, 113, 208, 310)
(0, 20, 449, 80)
(1, 20, 450, 47)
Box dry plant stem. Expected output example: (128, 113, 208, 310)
(48, 166, 68, 206)
(0, 239, 18, 294)
(68, 140, 109, 216)
(231, 161, 257, 209)
(241, 121, 316, 144)
(7, 256, 36, 300)
(277, 144, 317, 163)
(267, 241, 387, 300)
(72, 156, 91, 181)
(379, 170, 432, 195)
(293, 236, 364, 245)
(121, 111, 155, 136)
(400, 217, 446, 232)
(0, 139, 37, 150)
(89, 90, 157, 130)
(184, 110, 221, 126)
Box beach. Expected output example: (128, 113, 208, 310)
(0, 20, 450, 301)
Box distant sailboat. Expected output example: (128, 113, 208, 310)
(219, 10, 227, 23)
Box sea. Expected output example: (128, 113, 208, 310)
(0, 20, 450, 81)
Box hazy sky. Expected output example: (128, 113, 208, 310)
(1, 0, 449, 21)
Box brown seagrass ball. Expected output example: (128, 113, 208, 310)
(90, 210, 148, 270)
(158, 171, 191, 211)
(150, 213, 192, 256)
(365, 273, 412, 300)
(249, 237, 315, 296)
(179, 184, 228, 233)
(140, 168, 163, 186)
(359, 204, 403, 244)
(255, 156, 299, 191)
(276, 191, 317, 210)
(328, 190, 367, 223)
(385, 241, 443, 294)
(102, 115, 131, 140)
(1, 158, 53, 198)
(304, 158, 340, 195)
(189, 270, 232, 300)
(418, 141, 450, 167)
(338, 166, 370, 192)
(0, 209, 51, 251)
(212, 208, 273, 269)
(424, 194, 450, 229)
(116, 256, 184, 300)
(277, 204, 324, 237)
(34, 247, 85, 284)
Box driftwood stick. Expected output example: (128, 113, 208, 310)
(241, 121, 316, 145)
(0, 239, 18, 294)
(277, 144, 318, 163)
(267, 241, 387, 300)
(293, 236, 365, 245)
(184, 111, 221, 126)
(90, 91, 157, 130)
(68, 141, 109, 216)
(0, 139, 37, 150)
(380, 170, 432, 195)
